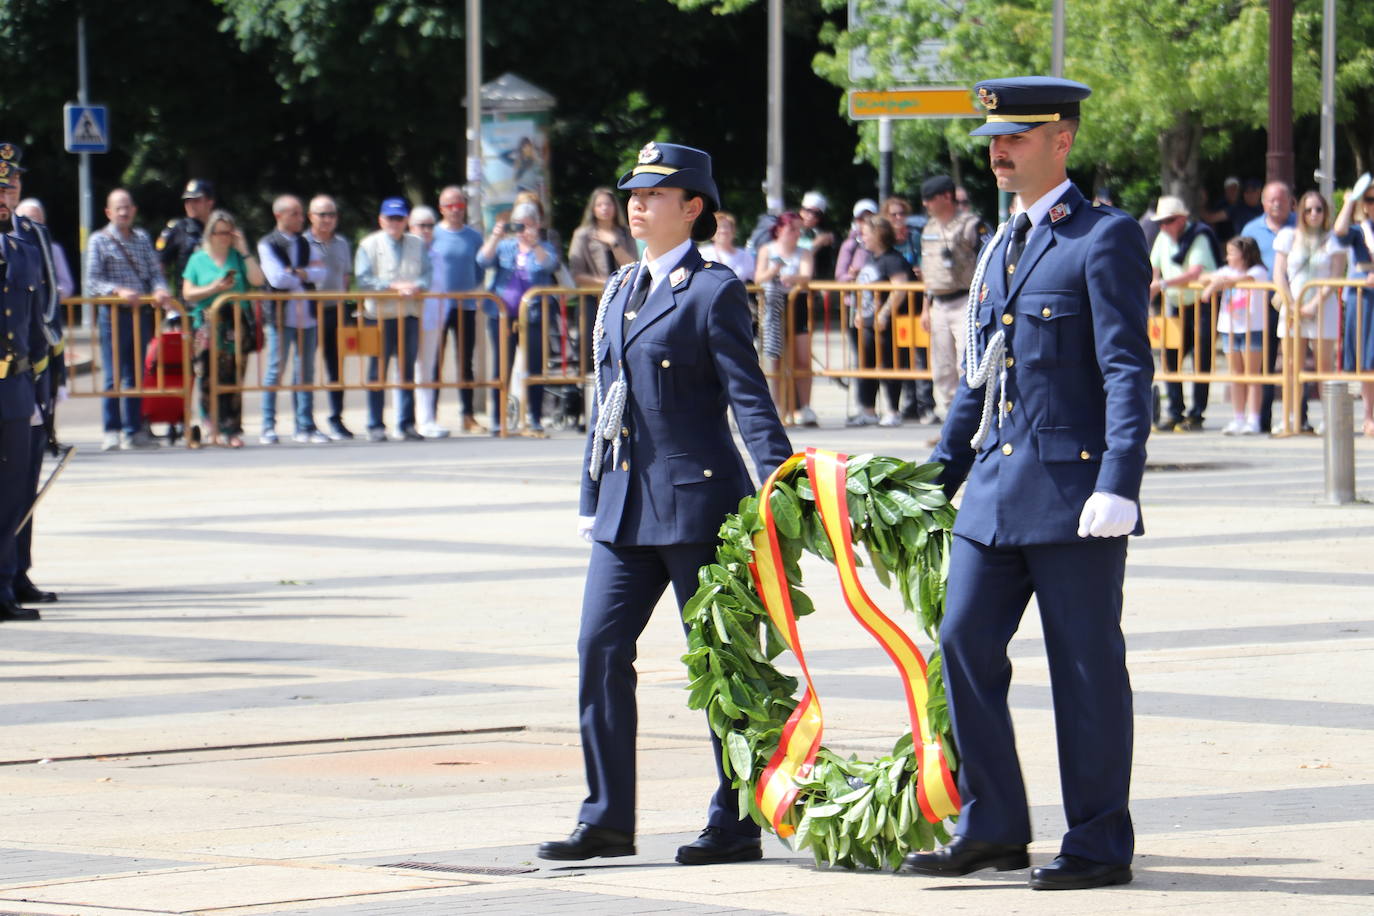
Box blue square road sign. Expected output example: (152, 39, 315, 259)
(64, 103, 110, 154)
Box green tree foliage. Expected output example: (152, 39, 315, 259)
(4, 0, 868, 261)
(702, 0, 1374, 216)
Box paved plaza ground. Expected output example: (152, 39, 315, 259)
(1, 383, 1372, 915)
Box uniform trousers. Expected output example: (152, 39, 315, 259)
(577, 539, 759, 838)
(0, 417, 34, 603)
(928, 294, 968, 421)
(15, 423, 46, 592)
(941, 534, 1134, 865)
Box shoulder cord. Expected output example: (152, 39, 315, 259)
(962, 220, 1009, 451)
(588, 262, 639, 481)
(33, 225, 62, 346)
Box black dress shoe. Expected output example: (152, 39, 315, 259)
(537, 823, 635, 861)
(901, 836, 1029, 876)
(0, 601, 41, 621)
(400, 426, 425, 441)
(675, 826, 763, 865)
(15, 584, 58, 604)
(1029, 854, 1132, 890)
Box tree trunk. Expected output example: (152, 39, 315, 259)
(1158, 114, 1204, 214)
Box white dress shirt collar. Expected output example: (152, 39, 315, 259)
(638, 238, 694, 294)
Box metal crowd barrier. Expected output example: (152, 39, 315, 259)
(1150, 280, 1292, 433)
(59, 295, 195, 436)
(1287, 277, 1374, 434)
(786, 280, 931, 424)
(202, 290, 510, 439)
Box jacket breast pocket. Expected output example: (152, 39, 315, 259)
(1014, 290, 1080, 367)
(644, 344, 699, 412)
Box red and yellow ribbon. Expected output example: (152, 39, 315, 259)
(749, 448, 960, 838)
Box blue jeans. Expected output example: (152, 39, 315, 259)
(98, 304, 156, 435)
(262, 324, 318, 433)
(487, 314, 543, 430)
(367, 316, 419, 431)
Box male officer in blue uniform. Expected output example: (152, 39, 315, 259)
(0, 157, 46, 622)
(2, 143, 65, 607)
(539, 142, 791, 866)
(901, 77, 1152, 890)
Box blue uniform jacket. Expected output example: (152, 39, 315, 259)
(580, 245, 792, 545)
(932, 185, 1153, 546)
(1, 224, 43, 422)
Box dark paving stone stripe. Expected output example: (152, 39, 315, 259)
(0, 677, 541, 726)
(0, 629, 561, 674)
(0, 849, 195, 885)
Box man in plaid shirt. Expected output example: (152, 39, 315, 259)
(85, 188, 174, 450)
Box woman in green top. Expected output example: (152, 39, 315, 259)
(182, 210, 265, 447)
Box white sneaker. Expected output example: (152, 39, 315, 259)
(1222, 418, 1244, 436)
(795, 405, 819, 428)
(293, 430, 331, 444)
(878, 412, 903, 428)
(101, 432, 121, 452)
(1241, 418, 1261, 435)
(259, 429, 279, 445)
(846, 412, 879, 427)
(419, 423, 451, 439)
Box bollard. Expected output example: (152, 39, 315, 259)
(1322, 380, 1356, 504)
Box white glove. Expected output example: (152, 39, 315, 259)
(56, 385, 70, 403)
(577, 515, 597, 544)
(1077, 491, 1138, 538)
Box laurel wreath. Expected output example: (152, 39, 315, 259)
(681, 454, 959, 870)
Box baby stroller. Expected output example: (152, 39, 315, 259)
(542, 295, 587, 432)
(140, 329, 190, 445)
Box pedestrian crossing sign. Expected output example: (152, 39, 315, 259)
(63, 103, 110, 153)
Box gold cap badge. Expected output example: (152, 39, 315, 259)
(0, 143, 15, 161)
(977, 87, 1000, 111)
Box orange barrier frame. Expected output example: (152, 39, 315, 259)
(60, 296, 195, 438)
(202, 290, 510, 439)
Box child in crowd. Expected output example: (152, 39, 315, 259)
(1201, 235, 1269, 435)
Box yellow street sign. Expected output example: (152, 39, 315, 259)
(848, 88, 980, 120)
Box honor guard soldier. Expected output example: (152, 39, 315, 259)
(902, 77, 1152, 890)
(0, 143, 64, 606)
(158, 178, 215, 289)
(0, 158, 47, 621)
(538, 143, 791, 866)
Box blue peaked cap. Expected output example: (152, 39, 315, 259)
(969, 76, 1092, 137)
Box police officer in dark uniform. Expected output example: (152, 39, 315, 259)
(158, 178, 215, 289)
(901, 78, 1152, 890)
(0, 143, 64, 606)
(538, 143, 791, 865)
(0, 157, 47, 621)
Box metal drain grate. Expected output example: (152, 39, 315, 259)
(380, 861, 539, 876)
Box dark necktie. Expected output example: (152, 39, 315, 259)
(622, 266, 651, 339)
(1006, 212, 1032, 276)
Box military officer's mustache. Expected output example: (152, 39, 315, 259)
(991, 159, 1015, 171)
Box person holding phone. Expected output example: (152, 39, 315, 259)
(477, 201, 559, 436)
(182, 210, 265, 447)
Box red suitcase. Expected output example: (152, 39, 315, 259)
(140, 330, 189, 425)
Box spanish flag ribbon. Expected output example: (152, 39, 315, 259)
(749, 448, 960, 838)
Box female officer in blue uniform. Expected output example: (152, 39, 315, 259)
(538, 142, 791, 866)
(901, 78, 1152, 890)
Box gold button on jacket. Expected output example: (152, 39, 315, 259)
(1041, 306, 1052, 318)
(1002, 443, 1013, 455)
(1001, 313, 1014, 326)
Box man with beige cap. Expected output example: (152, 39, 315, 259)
(1148, 195, 1217, 431)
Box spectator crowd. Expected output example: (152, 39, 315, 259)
(64, 170, 1374, 451)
